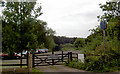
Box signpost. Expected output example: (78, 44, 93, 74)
(78, 54, 84, 63)
(100, 20, 107, 53)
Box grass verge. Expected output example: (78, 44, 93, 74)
(32, 67, 43, 73)
(65, 59, 120, 73)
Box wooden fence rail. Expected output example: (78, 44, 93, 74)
(1, 52, 29, 67)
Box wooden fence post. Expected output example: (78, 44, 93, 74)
(52, 50, 54, 65)
(103, 29, 106, 53)
(52, 50, 54, 54)
(62, 51, 63, 63)
(26, 52, 28, 67)
(68, 52, 69, 64)
(32, 52, 35, 67)
(84, 54, 86, 59)
(77, 53, 78, 61)
(20, 51, 22, 68)
(70, 52, 72, 61)
(84, 54, 86, 63)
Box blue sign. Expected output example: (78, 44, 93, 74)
(100, 20, 107, 30)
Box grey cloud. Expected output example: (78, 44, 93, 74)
(60, 10, 99, 22)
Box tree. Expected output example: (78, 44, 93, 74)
(98, 1, 120, 21)
(53, 36, 76, 45)
(74, 38, 85, 48)
(1, 2, 55, 55)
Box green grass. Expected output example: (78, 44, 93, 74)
(1, 67, 43, 73)
(32, 68, 43, 73)
(61, 43, 75, 51)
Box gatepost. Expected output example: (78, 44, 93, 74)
(68, 52, 69, 64)
(68, 52, 72, 64)
(70, 52, 72, 61)
(28, 52, 32, 72)
(52, 50, 54, 65)
(62, 51, 63, 63)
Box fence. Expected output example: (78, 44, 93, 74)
(1, 51, 79, 68)
(32, 51, 78, 67)
(0, 53, 28, 67)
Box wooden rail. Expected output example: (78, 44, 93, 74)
(32, 51, 78, 67)
(1, 53, 29, 67)
(1, 64, 27, 66)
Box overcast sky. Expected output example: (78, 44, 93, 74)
(38, 0, 108, 38)
(0, 0, 109, 38)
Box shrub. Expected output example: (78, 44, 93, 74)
(66, 54, 120, 72)
(65, 59, 85, 70)
(84, 54, 120, 72)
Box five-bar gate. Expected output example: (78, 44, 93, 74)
(32, 51, 78, 67)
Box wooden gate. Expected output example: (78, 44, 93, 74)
(32, 51, 78, 67)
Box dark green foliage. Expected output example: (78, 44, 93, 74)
(65, 59, 86, 70)
(1, 2, 55, 55)
(66, 54, 120, 72)
(53, 36, 76, 51)
(74, 38, 85, 49)
(53, 36, 76, 45)
(53, 45, 61, 51)
(98, 1, 120, 21)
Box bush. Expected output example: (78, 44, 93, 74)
(84, 54, 120, 72)
(65, 54, 120, 72)
(65, 59, 85, 70)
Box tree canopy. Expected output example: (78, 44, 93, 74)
(1, 1, 55, 54)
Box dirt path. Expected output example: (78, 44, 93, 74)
(36, 65, 85, 72)
(35, 65, 120, 74)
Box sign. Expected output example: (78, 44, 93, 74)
(78, 54, 84, 63)
(100, 20, 107, 30)
(100, 20, 107, 53)
(48, 55, 58, 59)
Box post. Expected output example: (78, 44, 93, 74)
(32, 52, 35, 67)
(26, 52, 28, 67)
(20, 51, 22, 68)
(52, 50, 54, 54)
(103, 30, 106, 53)
(70, 52, 72, 61)
(77, 53, 78, 61)
(84, 54, 86, 63)
(62, 51, 63, 63)
(68, 52, 69, 64)
(84, 54, 86, 59)
(28, 53, 32, 72)
(52, 49, 54, 65)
